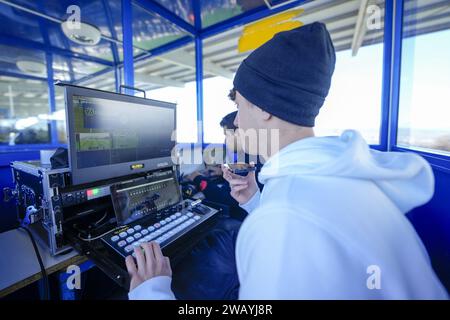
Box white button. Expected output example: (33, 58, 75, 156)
(144, 235, 153, 241)
(127, 229, 134, 234)
(155, 237, 163, 243)
(160, 220, 167, 225)
(170, 214, 177, 219)
(194, 215, 201, 221)
(187, 212, 194, 217)
(147, 226, 155, 232)
(134, 232, 142, 239)
(175, 212, 181, 217)
(118, 240, 127, 247)
(124, 245, 133, 253)
(134, 225, 142, 231)
(126, 236, 134, 243)
(141, 229, 149, 235)
(111, 235, 120, 242)
(119, 232, 127, 238)
(165, 217, 172, 223)
(132, 242, 140, 247)
(161, 234, 169, 240)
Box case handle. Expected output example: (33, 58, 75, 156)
(119, 85, 146, 98)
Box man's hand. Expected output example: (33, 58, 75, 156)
(222, 164, 258, 205)
(125, 242, 172, 292)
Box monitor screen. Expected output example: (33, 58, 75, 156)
(110, 170, 181, 225)
(64, 85, 176, 185)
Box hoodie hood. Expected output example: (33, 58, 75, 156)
(259, 130, 434, 214)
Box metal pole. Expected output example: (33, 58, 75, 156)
(194, 36, 203, 145)
(122, 0, 134, 94)
(388, 0, 404, 151)
(46, 53, 58, 145)
(379, 0, 394, 151)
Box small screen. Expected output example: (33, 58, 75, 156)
(72, 95, 175, 170)
(110, 171, 181, 225)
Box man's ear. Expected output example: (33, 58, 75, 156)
(260, 108, 272, 121)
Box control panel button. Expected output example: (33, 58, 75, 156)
(127, 228, 135, 234)
(165, 217, 172, 223)
(118, 240, 127, 247)
(160, 220, 167, 225)
(124, 245, 133, 253)
(111, 235, 120, 242)
(119, 232, 127, 238)
(194, 215, 201, 221)
(140, 229, 149, 235)
(133, 232, 142, 239)
(147, 226, 155, 232)
(126, 236, 134, 243)
(175, 212, 182, 217)
(187, 212, 194, 217)
(134, 225, 142, 231)
(154, 223, 161, 228)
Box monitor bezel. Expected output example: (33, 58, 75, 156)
(63, 84, 177, 186)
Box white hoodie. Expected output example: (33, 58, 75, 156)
(129, 130, 448, 300)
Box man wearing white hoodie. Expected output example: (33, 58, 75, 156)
(126, 22, 448, 299)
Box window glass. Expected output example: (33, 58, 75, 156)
(397, 1, 450, 154)
(0, 77, 50, 146)
(200, 0, 386, 144)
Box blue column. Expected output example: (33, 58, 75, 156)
(122, 0, 134, 94)
(379, 0, 394, 151)
(46, 53, 58, 145)
(388, 0, 404, 151)
(195, 36, 204, 145)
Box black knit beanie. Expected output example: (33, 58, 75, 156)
(233, 22, 336, 127)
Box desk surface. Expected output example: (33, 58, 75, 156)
(0, 228, 86, 298)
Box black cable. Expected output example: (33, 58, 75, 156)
(19, 226, 50, 300)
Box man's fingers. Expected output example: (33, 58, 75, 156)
(228, 178, 248, 187)
(151, 242, 165, 273)
(134, 246, 146, 277)
(125, 255, 137, 276)
(152, 241, 164, 261)
(142, 242, 155, 274)
(232, 184, 247, 192)
(164, 256, 172, 276)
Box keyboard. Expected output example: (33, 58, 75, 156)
(101, 200, 218, 258)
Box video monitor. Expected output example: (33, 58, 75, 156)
(63, 85, 176, 185)
(110, 169, 182, 225)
